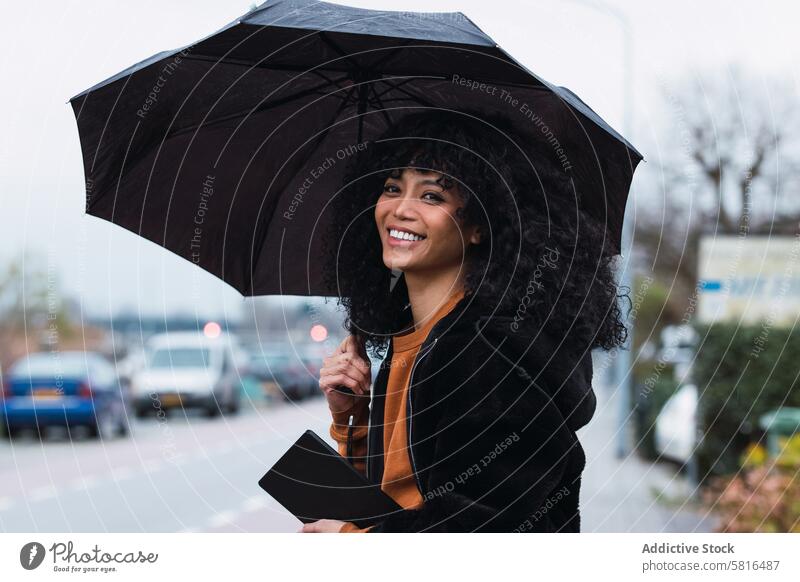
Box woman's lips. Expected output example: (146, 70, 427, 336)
(386, 230, 426, 247)
(387, 235, 424, 247)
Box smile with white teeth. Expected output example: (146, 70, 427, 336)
(389, 228, 426, 242)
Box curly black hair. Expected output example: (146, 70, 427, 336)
(322, 108, 629, 359)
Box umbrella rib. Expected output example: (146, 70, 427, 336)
(365, 84, 396, 128)
(312, 33, 417, 86)
(361, 39, 415, 71)
(373, 77, 419, 99)
(309, 69, 352, 94)
(314, 29, 390, 141)
(375, 78, 439, 109)
(315, 34, 416, 77)
(317, 31, 360, 71)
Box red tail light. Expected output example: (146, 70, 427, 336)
(78, 382, 93, 398)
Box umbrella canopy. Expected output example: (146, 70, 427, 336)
(69, 0, 643, 297)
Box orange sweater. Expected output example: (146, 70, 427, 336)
(330, 289, 465, 532)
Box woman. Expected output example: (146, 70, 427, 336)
(302, 109, 628, 533)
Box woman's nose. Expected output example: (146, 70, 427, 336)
(392, 194, 417, 218)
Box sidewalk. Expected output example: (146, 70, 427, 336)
(578, 354, 720, 532)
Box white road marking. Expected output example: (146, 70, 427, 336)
(242, 496, 268, 512)
(70, 475, 100, 491)
(215, 442, 234, 455)
(142, 459, 161, 472)
(111, 466, 134, 481)
(207, 510, 237, 528)
(29, 484, 58, 501)
(166, 454, 189, 466)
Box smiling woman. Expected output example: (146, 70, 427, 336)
(323, 109, 626, 353)
(314, 109, 628, 533)
(375, 166, 482, 294)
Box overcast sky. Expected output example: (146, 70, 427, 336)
(0, 0, 797, 320)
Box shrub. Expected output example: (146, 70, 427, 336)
(692, 322, 800, 483)
(630, 276, 686, 356)
(702, 461, 800, 533)
(704, 432, 800, 532)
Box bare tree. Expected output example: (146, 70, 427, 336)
(0, 252, 74, 371)
(634, 64, 800, 313)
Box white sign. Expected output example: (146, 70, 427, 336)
(697, 235, 800, 325)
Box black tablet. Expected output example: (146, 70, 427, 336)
(258, 429, 402, 529)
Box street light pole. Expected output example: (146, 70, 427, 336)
(565, 0, 636, 459)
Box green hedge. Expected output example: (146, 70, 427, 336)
(692, 322, 800, 483)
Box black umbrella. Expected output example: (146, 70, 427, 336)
(68, 0, 643, 297)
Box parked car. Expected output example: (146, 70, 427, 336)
(247, 347, 312, 401)
(296, 343, 330, 399)
(131, 332, 243, 417)
(116, 346, 146, 385)
(657, 324, 699, 384)
(654, 383, 698, 465)
(0, 351, 130, 440)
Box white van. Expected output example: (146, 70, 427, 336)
(131, 331, 245, 418)
(654, 383, 698, 465)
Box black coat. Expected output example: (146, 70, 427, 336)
(363, 295, 596, 532)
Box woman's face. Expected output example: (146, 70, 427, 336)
(374, 167, 481, 274)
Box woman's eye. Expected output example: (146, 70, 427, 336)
(422, 192, 443, 203)
(382, 184, 399, 194)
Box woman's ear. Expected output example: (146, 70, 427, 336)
(469, 226, 482, 245)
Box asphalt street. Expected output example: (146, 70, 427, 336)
(0, 358, 717, 533)
(0, 396, 334, 533)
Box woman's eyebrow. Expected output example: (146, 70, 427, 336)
(418, 178, 443, 187)
(386, 170, 448, 189)
(409, 174, 446, 188)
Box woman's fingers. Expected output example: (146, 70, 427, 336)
(333, 335, 350, 355)
(320, 372, 364, 395)
(320, 352, 371, 392)
(320, 355, 367, 378)
(321, 359, 369, 385)
(349, 334, 371, 364)
(322, 344, 369, 366)
(319, 335, 372, 401)
(299, 519, 346, 533)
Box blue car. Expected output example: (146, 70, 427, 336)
(0, 351, 130, 440)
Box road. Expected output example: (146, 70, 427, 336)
(580, 379, 719, 533)
(1, 370, 717, 533)
(0, 396, 335, 533)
